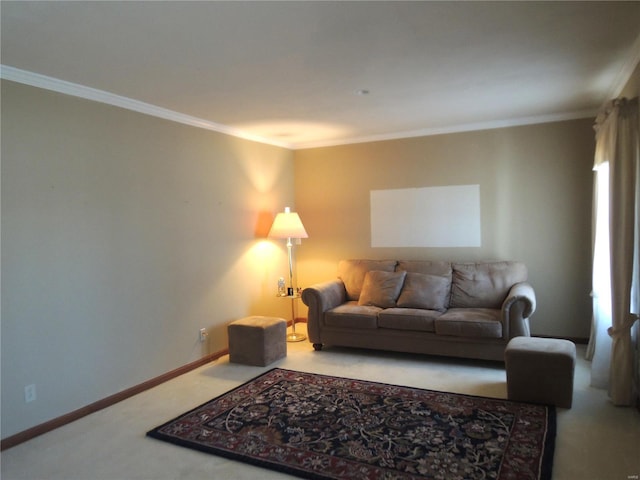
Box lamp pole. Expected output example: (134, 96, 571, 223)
(286, 236, 305, 341)
(286, 236, 294, 294)
(268, 207, 308, 342)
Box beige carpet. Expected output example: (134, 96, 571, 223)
(2, 324, 639, 480)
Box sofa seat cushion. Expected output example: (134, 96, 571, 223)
(324, 302, 380, 329)
(378, 308, 440, 332)
(435, 308, 502, 338)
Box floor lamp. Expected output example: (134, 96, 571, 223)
(269, 207, 308, 342)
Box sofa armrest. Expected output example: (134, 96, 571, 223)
(301, 280, 347, 343)
(502, 282, 536, 339)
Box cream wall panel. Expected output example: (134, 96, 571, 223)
(294, 119, 594, 339)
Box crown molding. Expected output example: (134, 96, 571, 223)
(0, 65, 292, 149)
(293, 109, 598, 150)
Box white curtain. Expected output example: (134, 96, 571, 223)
(588, 162, 612, 388)
(588, 97, 640, 406)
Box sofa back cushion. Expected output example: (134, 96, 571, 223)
(450, 261, 528, 309)
(338, 259, 397, 301)
(396, 260, 452, 278)
(358, 270, 407, 308)
(396, 272, 451, 311)
(396, 261, 452, 310)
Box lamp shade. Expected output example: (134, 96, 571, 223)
(268, 207, 308, 239)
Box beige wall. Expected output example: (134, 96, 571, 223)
(294, 119, 595, 339)
(1, 80, 295, 439)
(620, 60, 640, 98)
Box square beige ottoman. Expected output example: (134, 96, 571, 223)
(505, 336, 576, 408)
(228, 316, 287, 366)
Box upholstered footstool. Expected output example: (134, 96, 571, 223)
(228, 316, 287, 366)
(505, 336, 576, 408)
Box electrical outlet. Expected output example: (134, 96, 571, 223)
(199, 328, 208, 343)
(24, 384, 36, 403)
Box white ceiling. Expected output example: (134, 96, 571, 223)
(2, 1, 640, 149)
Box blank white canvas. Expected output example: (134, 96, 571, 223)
(370, 185, 481, 247)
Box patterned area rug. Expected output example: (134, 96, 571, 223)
(147, 368, 555, 480)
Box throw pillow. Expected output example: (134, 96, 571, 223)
(358, 270, 407, 308)
(396, 272, 451, 312)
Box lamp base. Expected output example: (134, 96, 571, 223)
(286, 332, 307, 342)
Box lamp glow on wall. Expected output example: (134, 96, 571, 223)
(268, 207, 308, 342)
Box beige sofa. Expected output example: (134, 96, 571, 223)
(301, 259, 536, 361)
